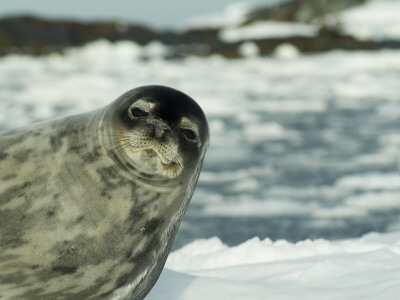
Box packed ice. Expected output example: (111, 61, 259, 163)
(1, 1, 400, 298)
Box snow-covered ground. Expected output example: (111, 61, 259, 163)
(340, 0, 400, 41)
(1, 1, 400, 298)
(148, 232, 400, 300)
(1, 40, 400, 299)
(188, 0, 400, 43)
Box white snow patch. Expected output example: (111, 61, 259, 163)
(339, 0, 400, 41)
(346, 191, 400, 210)
(273, 43, 301, 59)
(335, 173, 400, 191)
(313, 191, 400, 218)
(65, 39, 143, 63)
(200, 166, 275, 184)
(142, 41, 170, 59)
(202, 199, 314, 217)
(243, 122, 299, 141)
(146, 232, 400, 300)
(220, 21, 319, 43)
(238, 42, 260, 57)
(251, 99, 326, 113)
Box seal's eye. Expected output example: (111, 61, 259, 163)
(181, 128, 197, 140)
(130, 107, 149, 118)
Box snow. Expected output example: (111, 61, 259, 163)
(220, 21, 319, 42)
(2, 43, 400, 238)
(146, 232, 400, 299)
(1, 1, 400, 298)
(243, 122, 300, 141)
(238, 41, 261, 57)
(273, 43, 301, 59)
(202, 199, 314, 216)
(339, 0, 400, 41)
(335, 173, 400, 191)
(188, 0, 400, 44)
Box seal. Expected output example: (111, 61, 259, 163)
(0, 85, 209, 300)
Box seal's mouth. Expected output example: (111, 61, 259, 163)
(161, 160, 182, 178)
(117, 130, 183, 179)
(141, 148, 183, 178)
(143, 148, 172, 164)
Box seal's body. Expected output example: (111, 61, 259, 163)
(0, 86, 209, 299)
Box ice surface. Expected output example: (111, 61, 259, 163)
(1, 1, 400, 298)
(2, 40, 400, 298)
(146, 232, 400, 299)
(339, 0, 400, 41)
(1, 41, 400, 247)
(188, 0, 400, 44)
(220, 21, 318, 42)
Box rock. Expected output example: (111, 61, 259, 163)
(243, 0, 368, 24)
(0, 15, 157, 56)
(1, 0, 400, 59)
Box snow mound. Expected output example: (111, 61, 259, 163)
(147, 232, 400, 300)
(340, 0, 400, 41)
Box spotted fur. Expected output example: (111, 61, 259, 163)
(0, 86, 209, 300)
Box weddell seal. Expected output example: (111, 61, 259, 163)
(0, 85, 209, 299)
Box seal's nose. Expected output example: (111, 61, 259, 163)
(145, 122, 172, 140)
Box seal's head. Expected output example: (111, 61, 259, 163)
(102, 85, 209, 182)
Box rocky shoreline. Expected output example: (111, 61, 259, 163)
(1, 0, 399, 58)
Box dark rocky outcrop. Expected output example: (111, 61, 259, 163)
(0, 16, 158, 56)
(243, 0, 368, 24)
(0, 0, 399, 58)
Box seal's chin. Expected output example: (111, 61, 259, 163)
(129, 149, 183, 179)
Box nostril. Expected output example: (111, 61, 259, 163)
(144, 124, 156, 138)
(144, 123, 171, 140)
(154, 123, 171, 140)
(157, 128, 171, 140)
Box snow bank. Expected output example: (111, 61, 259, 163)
(189, 0, 400, 44)
(220, 21, 318, 42)
(147, 232, 400, 300)
(339, 0, 400, 41)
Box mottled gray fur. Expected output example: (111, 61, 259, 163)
(0, 86, 209, 299)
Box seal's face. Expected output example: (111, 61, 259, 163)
(111, 85, 209, 180)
